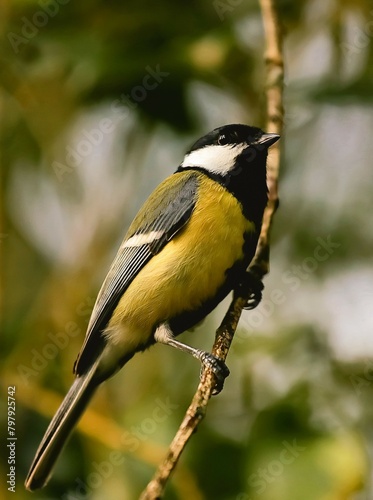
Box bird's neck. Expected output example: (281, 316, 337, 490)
(224, 156, 268, 226)
(176, 153, 268, 227)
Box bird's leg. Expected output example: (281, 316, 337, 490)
(235, 270, 264, 310)
(154, 323, 230, 394)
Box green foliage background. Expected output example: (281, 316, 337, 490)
(1, 0, 373, 499)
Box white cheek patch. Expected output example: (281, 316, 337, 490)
(181, 143, 247, 175)
(123, 230, 163, 248)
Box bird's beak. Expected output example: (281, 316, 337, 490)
(255, 133, 280, 147)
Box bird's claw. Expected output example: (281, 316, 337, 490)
(236, 271, 264, 310)
(199, 352, 230, 395)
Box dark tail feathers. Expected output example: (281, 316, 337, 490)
(25, 361, 99, 491)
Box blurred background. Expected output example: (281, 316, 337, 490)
(1, 0, 373, 498)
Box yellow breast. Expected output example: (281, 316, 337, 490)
(106, 173, 254, 347)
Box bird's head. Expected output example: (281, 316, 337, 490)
(180, 124, 279, 178)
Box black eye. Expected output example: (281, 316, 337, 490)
(217, 134, 229, 145)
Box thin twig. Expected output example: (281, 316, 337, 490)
(141, 2, 284, 498)
(251, 0, 284, 277)
(139, 296, 247, 500)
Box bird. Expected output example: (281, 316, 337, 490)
(25, 124, 279, 491)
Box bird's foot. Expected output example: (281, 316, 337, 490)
(236, 270, 264, 310)
(199, 352, 230, 395)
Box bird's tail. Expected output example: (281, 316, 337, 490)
(25, 361, 99, 491)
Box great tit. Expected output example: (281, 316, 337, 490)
(25, 124, 279, 491)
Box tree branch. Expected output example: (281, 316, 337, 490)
(251, 0, 284, 278)
(140, 2, 284, 498)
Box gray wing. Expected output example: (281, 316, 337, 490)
(74, 172, 199, 374)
